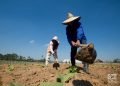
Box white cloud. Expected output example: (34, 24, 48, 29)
(29, 40, 35, 44)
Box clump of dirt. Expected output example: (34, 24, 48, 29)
(53, 63, 60, 70)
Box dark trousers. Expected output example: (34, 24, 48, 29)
(70, 39, 87, 66)
(71, 46, 77, 66)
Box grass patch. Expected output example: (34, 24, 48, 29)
(57, 73, 75, 83)
(9, 82, 22, 86)
(40, 82, 63, 86)
(62, 73, 75, 83)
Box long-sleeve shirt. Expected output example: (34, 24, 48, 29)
(66, 22, 86, 45)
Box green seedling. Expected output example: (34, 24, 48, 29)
(8, 64, 14, 71)
(69, 66, 77, 73)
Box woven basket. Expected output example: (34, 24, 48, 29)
(75, 43, 97, 64)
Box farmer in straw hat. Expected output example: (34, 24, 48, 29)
(62, 12, 89, 73)
(45, 36, 59, 66)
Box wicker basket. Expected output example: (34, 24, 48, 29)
(75, 43, 97, 64)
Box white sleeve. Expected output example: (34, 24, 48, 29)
(49, 41, 54, 54)
(58, 41, 60, 44)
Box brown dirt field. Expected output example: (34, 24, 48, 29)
(0, 63, 120, 86)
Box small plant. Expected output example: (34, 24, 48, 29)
(69, 66, 77, 73)
(8, 64, 14, 71)
(56, 74, 63, 82)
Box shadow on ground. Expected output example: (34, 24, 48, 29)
(76, 66, 83, 73)
(72, 80, 93, 86)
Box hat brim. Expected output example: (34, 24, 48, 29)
(62, 16, 80, 25)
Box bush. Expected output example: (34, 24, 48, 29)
(113, 58, 120, 63)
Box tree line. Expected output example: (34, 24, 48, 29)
(0, 53, 45, 62)
(0, 53, 119, 63)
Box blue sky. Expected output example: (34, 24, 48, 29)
(0, 0, 120, 61)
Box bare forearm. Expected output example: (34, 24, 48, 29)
(76, 40, 88, 47)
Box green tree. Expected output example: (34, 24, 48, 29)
(27, 56, 34, 62)
(4, 53, 18, 60)
(0, 53, 3, 60)
(113, 58, 120, 63)
(19, 56, 26, 61)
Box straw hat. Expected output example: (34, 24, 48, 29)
(62, 12, 80, 25)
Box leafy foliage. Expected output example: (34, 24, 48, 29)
(62, 73, 75, 82)
(56, 73, 75, 83)
(69, 66, 77, 73)
(113, 58, 120, 63)
(40, 82, 63, 86)
(0, 53, 45, 62)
